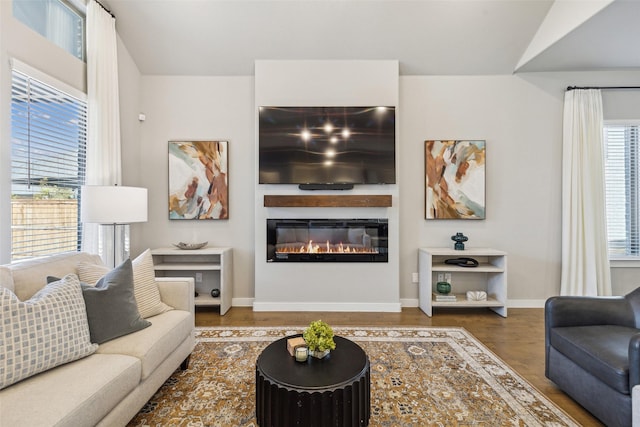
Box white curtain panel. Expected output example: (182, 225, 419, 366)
(82, 0, 122, 259)
(560, 89, 612, 296)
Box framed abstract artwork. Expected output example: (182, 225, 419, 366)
(168, 140, 228, 220)
(425, 140, 485, 220)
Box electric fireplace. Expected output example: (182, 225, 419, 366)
(267, 218, 388, 262)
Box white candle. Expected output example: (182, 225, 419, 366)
(295, 346, 308, 362)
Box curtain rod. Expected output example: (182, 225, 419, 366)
(567, 86, 640, 91)
(93, 0, 115, 18)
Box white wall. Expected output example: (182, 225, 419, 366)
(136, 76, 255, 305)
(130, 68, 640, 307)
(116, 36, 145, 257)
(400, 75, 564, 304)
(253, 60, 401, 311)
(398, 71, 640, 303)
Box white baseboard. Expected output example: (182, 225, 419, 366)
(231, 297, 254, 307)
(231, 298, 546, 310)
(400, 298, 419, 307)
(252, 301, 402, 312)
(400, 298, 546, 309)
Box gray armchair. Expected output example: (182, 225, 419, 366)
(545, 288, 640, 427)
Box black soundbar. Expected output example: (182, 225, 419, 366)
(298, 183, 354, 191)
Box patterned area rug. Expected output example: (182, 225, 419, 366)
(128, 326, 578, 427)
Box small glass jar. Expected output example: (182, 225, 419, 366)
(295, 346, 308, 362)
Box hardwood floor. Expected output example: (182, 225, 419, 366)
(195, 306, 602, 426)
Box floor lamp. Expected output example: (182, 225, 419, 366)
(81, 185, 148, 267)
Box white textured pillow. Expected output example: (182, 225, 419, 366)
(131, 249, 172, 318)
(78, 250, 172, 318)
(0, 275, 98, 390)
(76, 261, 110, 285)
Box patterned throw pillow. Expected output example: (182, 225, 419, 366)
(77, 249, 172, 318)
(0, 275, 98, 390)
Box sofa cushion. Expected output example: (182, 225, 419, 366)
(0, 353, 140, 427)
(0, 275, 98, 390)
(81, 259, 151, 344)
(96, 309, 192, 380)
(550, 325, 638, 394)
(78, 249, 172, 319)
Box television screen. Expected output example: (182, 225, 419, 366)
(259, 106, 396, 185)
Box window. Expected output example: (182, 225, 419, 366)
(604, 122, 640, 258)
(12, 0, 85, 60)
(10, 61, 87, 261)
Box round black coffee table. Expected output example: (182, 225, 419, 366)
(255, 334, 370, 427)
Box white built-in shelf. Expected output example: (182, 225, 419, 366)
(418, 247, 507, 317)
(151, 247, 233, 315)
(154, 264, 222, 271)
(431, 294, 504, 308)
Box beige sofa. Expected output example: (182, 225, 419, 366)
(0, 252, 195, 427)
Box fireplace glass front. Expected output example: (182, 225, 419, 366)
(267, 218, 388, 262)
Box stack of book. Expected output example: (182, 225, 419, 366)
(433, 293, 457, 302)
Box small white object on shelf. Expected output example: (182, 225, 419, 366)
(466, 291, 487, 301)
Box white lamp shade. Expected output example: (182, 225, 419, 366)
(81, 185, 148, 224)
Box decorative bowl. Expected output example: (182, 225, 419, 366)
(173, 241, 208, 250)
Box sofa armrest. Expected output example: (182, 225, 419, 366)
(156, 277, 194, 316)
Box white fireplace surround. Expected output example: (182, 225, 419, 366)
(253, 60, 400, 312)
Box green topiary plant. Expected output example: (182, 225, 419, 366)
(303, 320, 336, 352)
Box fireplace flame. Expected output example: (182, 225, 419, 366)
(277, 240, 378, 254)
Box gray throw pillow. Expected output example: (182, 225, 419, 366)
(51, 259, 151, 344)
(82, 259, 151, 344)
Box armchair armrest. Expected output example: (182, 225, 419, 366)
(156, 277, 195, 316)
(545, 296, 632, 329)
(545, 295, 634, 378)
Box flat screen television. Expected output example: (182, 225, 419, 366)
(258, 106, 396, 186)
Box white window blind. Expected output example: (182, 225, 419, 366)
(604, 123, 640, 258)
(10, 65, 87, 261)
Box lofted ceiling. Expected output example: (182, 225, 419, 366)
(104, 0, 640, 76)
